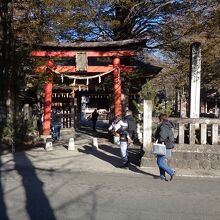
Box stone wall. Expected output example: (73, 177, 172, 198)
(141, 144, 220, 170)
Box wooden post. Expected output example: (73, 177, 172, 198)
(211, 124, 218, 144)
(178, 123, 185, 144)
(71, 98, 75, 129)
(189, 42, 201, 118)
(68, 138, 75, 150)
(143, 100, 152, 151)
(92, 137, 99, 151)
(113, 57, 122, 116)
(43, 82, 53, 135)
(45, 137, 53, 151)
(200, 123, 207, 144)
(189, 123, 196, 144)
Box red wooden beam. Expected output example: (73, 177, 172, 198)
(31, 50, 136, 57)
(35, 65, 134, 73)
(43, 82, 53, 135)
(36, 65, 76, 73)
(87, 51, 135, 57)
(113, 57, 122, 117)
(31, 51, 76, 57)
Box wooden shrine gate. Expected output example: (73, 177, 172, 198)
(52, 91, 73, 128)
(31, 39, 146, 136)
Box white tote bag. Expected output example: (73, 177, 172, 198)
(152, 140, 166, 156)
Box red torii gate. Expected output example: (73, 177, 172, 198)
(31, 39, 145, 136)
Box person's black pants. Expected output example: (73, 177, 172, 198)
(92, 121, 97, 131)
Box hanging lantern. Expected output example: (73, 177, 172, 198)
(86, 78, 89, 85)
(73, 78, 76, 85)
(61, 74, 64, 83)
(99, 76, 101, 83)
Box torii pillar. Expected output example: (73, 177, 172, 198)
(42, 62, 54, 136)
(113, 57, 122, 117)
(43, 81, 53, 135)
(189, 42, 201, 118)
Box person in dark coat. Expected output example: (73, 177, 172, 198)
(51, 108, 62, 140)
(37, 108, 43, 136)
(155, 113, 176, 181)
(91, 109, 99, 131)
(124, 110, 137, 141)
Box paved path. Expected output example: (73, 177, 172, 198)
(1, 127, 220, 220)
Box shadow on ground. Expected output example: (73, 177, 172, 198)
(78, 144, 158, 178)
(13, 152, 57, 220)
(75, 126, 109, 139)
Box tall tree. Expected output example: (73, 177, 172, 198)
(41, 0, 185, 42)
(153, 0, 220, 102)
(0, 0, 51, 142)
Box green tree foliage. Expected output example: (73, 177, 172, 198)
(137, 80, 173, 115)
(139, 80, 157, 101)
(39, 0, 190, 42)
(154, 0, 220, 98)
(0, 0, 45, 144)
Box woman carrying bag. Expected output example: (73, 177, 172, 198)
(155, 114, 176, 181)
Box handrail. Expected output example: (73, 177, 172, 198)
(152, 117, 220, 125)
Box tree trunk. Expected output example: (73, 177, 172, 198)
(180, 90, 187, 118)
(121, 80, 129, 113)
(0, 1, 16, 142)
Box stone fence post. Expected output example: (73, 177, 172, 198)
(143, 100, 153, 152)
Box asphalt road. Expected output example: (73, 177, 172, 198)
(1, 166, 220, 220)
